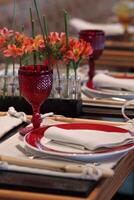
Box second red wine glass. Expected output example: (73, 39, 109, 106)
(79, 29, 105, 80)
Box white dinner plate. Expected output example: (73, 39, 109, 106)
(82, 81, 134, 100)
(24, 123, 134, 162)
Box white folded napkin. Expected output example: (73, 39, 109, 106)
(0, 107, 26, 139)
(69, 18, 134, 35)
(42, 126, 134, 151)
(93, 73, 134, 92)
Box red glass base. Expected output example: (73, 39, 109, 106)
(19, 126, 34, 136)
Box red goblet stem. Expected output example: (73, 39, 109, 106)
(88, 58, 95, 80)
(31, 105, 41, 129)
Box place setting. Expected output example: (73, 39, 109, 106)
(24, 122, 134, 162)
(82, 72, 134, 100)
(0, 114, 116, 181)
(81, 73, 134, 118)
(78, 28, 134, 112)
(0, 114, 132, 181)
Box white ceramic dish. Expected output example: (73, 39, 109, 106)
(24, 123, 134, 162)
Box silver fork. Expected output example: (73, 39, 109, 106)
(15, 145, 115, 178)
(16, 144, 38, 159)
(16, 144, 101, 167)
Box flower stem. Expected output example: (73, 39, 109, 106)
(33, 0, 45, 38)
(66, 64, 70, 98)
(21, 24, 25, 33)
(42, 15, 48, 39)
(63, 10, 69, 48)
(11, 59, 15, 97)
(33, 0, 51, 69)
(12, 0, 16, 30)
(56, 63, 61, 98)
(64, 10, 70, 97)
(30, 7, 37, 66)
(19, 57, 22, 67)
(3, 62, 8, 97)
(42, 15, 51, 68)
(13, 58, 15, 76)
(74, 68, 77, 100)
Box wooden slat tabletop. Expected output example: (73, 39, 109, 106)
(105, 40, 134, 50)
(96, 36, 134, 70)
(96, 49, 134, 69)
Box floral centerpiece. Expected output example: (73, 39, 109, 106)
(0, 0, 93, 116)
(0, 28, 92, 97)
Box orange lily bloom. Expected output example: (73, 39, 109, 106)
(64, 38, 93, 63)
(0, 27, 13, 38)
(22, 37, 34, 54)
(33, 35, 45, 50)
(48, 32, 61, 46)
(15, 32, 26, 43)
(79, 39, 93, 58)
(0, 37, 5, 49)
(3, 44, 23, 58)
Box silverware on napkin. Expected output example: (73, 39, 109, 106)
(0, 155, 114, 177)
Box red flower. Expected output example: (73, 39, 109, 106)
(63, 38, 93, 64)
(0, 27, 14, 38)
(3, 44, 23, 58)
(0, 27, 92, 70)
(33, 35, 45, 50)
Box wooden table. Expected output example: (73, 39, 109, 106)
(0, 116, 134, 200)
(96, 36, 134, 71)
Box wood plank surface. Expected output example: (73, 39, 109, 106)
(50, 115, 126, 126)
(96, 48, 134, 69)
(0, 112, 126, 125)
(105, 40, 134, 49)
(102, 50, 134, 57)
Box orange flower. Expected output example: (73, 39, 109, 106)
(0, 27, 13, 38)
(33, 35, 45, 50)
(64, 38, 93, 63)
(0, 37, 5, 49)
(64, 39, 81, 62)
(0, 27, 93, 69)
(48, 32, 66, 49)
(22, 37, 34, 54)
(15, 32, 26, 43)
(3, 44, 23, 58)
(79, 39, 93, 58)
(58, 33, 68, 54)
(48, 32, 61, 46)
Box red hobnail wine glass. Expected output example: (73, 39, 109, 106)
(18, 65, 53, 135)
(79, 30, 105, 80)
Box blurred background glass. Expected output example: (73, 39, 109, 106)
(114, 0, 134, 39)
